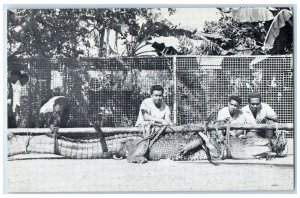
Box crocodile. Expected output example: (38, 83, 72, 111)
(8, 132, 212, 160)
(8, 126, 285, 163)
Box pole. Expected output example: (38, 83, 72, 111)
(172, 56, 177, 125)
(8, 123, 294, 135)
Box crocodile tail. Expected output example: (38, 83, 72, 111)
(201, 144, 219, 166)
(199, 132, 222, 159)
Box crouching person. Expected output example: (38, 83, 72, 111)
(38, 96, 71, 128)
(135, 85, 173, 126)
(242, 92, 278, 139)
(217, 95, 246, 138)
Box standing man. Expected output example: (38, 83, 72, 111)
(135, 85, 173, 126)
(7, 69, 21, 128)
(12, 73, 29, 127)
(217, 95, 246, 137)
(242, 92, 278, 138)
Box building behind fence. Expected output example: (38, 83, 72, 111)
(8, 56, 293, 136)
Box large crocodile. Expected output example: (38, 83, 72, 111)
(8, 131, 212, 160)
(8, 125, 286, 163)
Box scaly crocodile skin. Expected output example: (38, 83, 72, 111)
(8, 132, 280, 161)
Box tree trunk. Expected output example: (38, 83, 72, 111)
(115, 32, 118, 53)
(99, 28, 105, 57)
(106, 29, 110, 55)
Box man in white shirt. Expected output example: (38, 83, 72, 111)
(217, 95, 246, 137)
(12, 73, 29, 127)
(135, 85, 173, 126)
(8, 69, 21, 128)
(242, 92, 278, 138)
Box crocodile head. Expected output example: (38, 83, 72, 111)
(229, 136, 271, 159)
(205, 131, 273, 160)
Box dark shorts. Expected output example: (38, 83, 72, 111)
(8, 115, 17, 128)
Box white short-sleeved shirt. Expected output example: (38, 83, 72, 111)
(40, 96, 65, 113)
(242, 103, 277, 124)
(12, 81, 22, 112)
(135, 98, 171, 126)
(217, 107, 246, 124)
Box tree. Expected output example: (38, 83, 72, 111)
(195, 9, 268, 55)
(8, 9, 84, 58)
(91, 8, 192, 56)
(8, 8, 195, 58)
(231, 7, 293, 54)
(198, 7, 292, 55)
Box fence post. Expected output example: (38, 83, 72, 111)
(27, 60, 32, 127)
(173, 56, 177, 125)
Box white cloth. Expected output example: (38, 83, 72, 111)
(12, 81, 22, 112)
(242, 103, 277, 124)
(217, 107, 246, 124)
(51, 70, 63, 89)
(39, 96, 65, 113)
(135, 98, 171, 126)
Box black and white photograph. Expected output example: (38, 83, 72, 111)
(3, 3, 296, 193)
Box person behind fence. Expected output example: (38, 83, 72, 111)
(38, 95, 71, 128)
(135, 85, 173, 126)
(217, 95, 246, 137)
(242, 92, 278, 138)
(12, 73, 29, 127)
(7, 69, 21, 128)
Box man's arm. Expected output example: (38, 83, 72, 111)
(217, 109, 223, 121)
(12, 83, 22, 119)
(14, 105, 21, 123)
(164, 108, 174, 126)
(230, 111, 246, 137)
(217, 108, 232, 123)
(230, 130, 244, 137)
(256, 104, 278, 123)
(142, 109, 170, 125)
(256, 113, 278, 123)
(265, 111, 278, 122)
(165, 114, 174, 126)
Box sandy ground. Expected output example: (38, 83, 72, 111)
(6, 139, 295, 193)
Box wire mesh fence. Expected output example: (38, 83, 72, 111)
(8, 55, 293, 137)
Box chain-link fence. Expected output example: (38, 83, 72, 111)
(8, 55, 293, 136)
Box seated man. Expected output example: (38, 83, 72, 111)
(217, 95, 246, 137)
(242, 92, 278, 138)
(38, 96, 71, 128)
(135, 85, 173, 126)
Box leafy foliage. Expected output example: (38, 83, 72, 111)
(198, 7, 293, 55)
(8, 9, 83, 58)
(8, 8, 196, 58)
(263, 9, 292, 54)
(201, 13, 268, 55)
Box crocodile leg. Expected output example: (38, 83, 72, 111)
(127, 125, 167, 164)
(127, 139, 149, 164)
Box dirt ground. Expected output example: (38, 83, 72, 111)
(6, 139, 294, 193)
